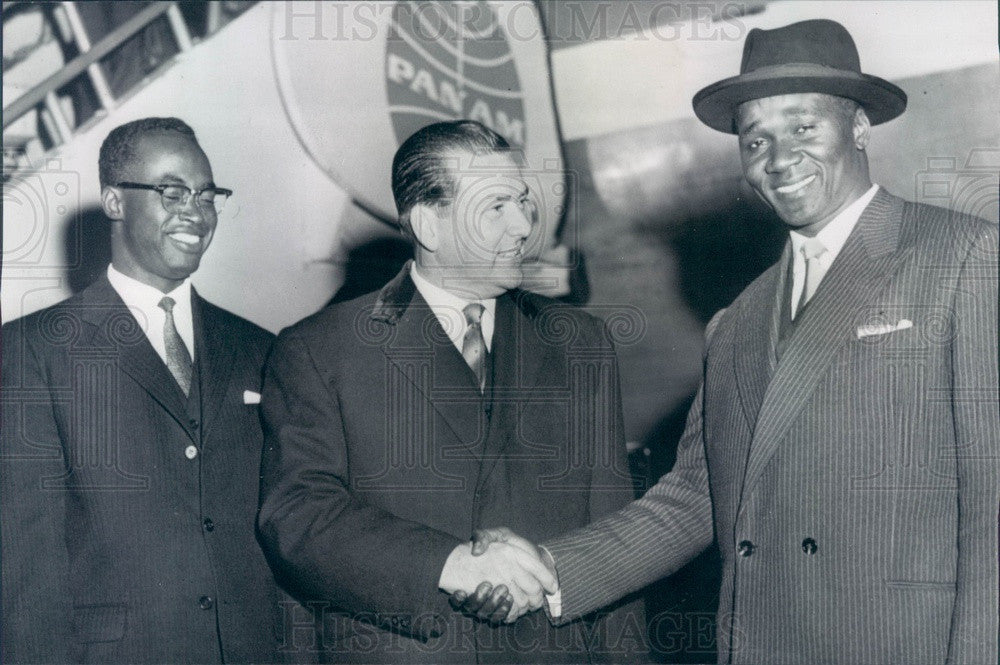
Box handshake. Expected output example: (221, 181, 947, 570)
(438, 528, 556, 624)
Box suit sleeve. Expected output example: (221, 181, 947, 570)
(1, 321, 72, 663)
(257, 330, 461, 641)
(583, 320, 637, 523)
(577, 321, 648, 662)
(544, 311, 723, 622)
(946, 221, 1000, 664)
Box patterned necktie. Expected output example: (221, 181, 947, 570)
(462, 303, 488, 392)
(158, 296, 193, 396)
(795, 237, 829, 319)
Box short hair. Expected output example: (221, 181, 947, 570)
(98, 117, 197, 188)
(391, 120, 511, 237)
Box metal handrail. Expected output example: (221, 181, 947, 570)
(2, 1, 180, 131)
(62, 1, 117, 111)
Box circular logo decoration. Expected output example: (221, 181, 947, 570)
(386, 1, 526, 148)
(270, 0, 560, 232)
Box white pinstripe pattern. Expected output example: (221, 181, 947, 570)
(545, 190, 999, 664)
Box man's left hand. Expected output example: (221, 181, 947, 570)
(450, 581, 514, 624)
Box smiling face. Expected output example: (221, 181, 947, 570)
(106, 131, 217, 292)
(737, 93, 872, 236)
(426, 149, 535, 298)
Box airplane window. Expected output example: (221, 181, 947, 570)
(3, 1, 259, 179)
(3, 2, 84, 175)
(76, 3, 180, 103)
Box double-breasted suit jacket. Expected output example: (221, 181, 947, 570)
(258, 264, 644, 664)
(1, 274, 281, 664)
(544, 190, 999, 664)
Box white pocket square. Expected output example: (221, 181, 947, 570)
(243, 390, 261, 404)
(856, 319, 913, 339)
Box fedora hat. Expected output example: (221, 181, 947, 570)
(692, 19, 907, 133)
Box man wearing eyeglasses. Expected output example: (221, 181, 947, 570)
(1, 117, 285, 663)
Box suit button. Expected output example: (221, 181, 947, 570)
(184, 445, 198, 459)
(801, 538, 818, 555)
(203, 517, 214, 532)
(198, 595, 214, 610)
(189, 418, 199, 429)
(737, 540, 755, 557)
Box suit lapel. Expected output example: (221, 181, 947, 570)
(740, 190, 909, 503)
(733, 247, 787, 434)
(194, 292, 236, 440)
(373, 264, 487, 459)
(77, 275, 193, 437)
(476, 291, 556, 490)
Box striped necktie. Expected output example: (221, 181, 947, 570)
(461, 303, 488, 392)
(158, 296, 193, 396)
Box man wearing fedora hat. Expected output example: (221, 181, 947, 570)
(457, 19, 998, 665)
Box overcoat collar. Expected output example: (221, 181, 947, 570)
(370, 261, 552, 467)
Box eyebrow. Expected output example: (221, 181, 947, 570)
(495, 184, 530, 201)
(738, 107, 815, 136)
(157, 173, 216, 188)
(782, 107, 812, 118)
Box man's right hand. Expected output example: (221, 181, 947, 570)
(439, 540, 557, 622)
(470, 527, 549, 563)
(448, 528, 559, 623)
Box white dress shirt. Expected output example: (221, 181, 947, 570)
(789, 184, 879, 319)
(107, 264, 195, 363)
(410, 264, 495, 353)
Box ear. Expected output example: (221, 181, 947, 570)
(408, 203, 440, 252)
(852, 106, 871, 150)
(101, 186, 125, 221)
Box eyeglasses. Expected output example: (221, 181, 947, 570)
(116, 182, 233, 214)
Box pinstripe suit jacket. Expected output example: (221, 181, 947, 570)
(1, 275, 282, 664)
(545, 189, 999, 664)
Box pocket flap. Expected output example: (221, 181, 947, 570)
(73, 603, 127, 643)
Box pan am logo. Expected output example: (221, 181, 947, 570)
(386, 1, 526, 148)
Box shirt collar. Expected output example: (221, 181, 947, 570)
(410, 263, 496, 350)
(107, 263, 192, 312)
(790, 184, 879, 261)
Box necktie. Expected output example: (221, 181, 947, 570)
(795, 237, 828, 319)
(462, 303, 488, 392)
(158, 296, 193, 396)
